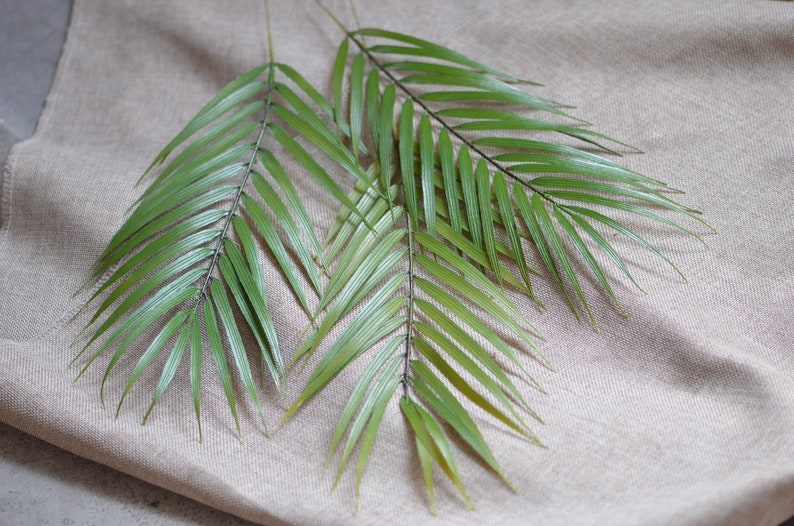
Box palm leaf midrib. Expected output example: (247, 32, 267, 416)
(197, 63, 278, 305)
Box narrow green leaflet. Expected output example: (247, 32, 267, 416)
(116, 310, 191, 417)
(332, 38, 350, 129)
(378, 84, 396, 192)
(398, 99, 419, 226)
(258, 148, 326, 271)
(209, 275, 268, 432)
(493, 171, 535, 297)
(349, 53, 366, 159)
(327, 337, 404, 467)
(532, 191, 597, 327)
(476, 160, 501, 285)
(457, 146, 482, 249)
(203, 297, 241, 437)
(412, 334, 536, 442)
(142, 313, 194, 424)
(437, 129, 462, 235)
(418, 114, 437, 235)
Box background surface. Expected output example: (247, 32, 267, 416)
(0, 1, 254, 524)
(1, 1, 793, 525)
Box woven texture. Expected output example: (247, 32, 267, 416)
(1, 1, 793, 524)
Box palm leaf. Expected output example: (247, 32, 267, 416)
(281, 53, 543, 512)
(352, 26, 705, 306)
(280, 19, 707, 513)
(74, 60, 368, 434)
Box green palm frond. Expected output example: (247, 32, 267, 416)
(72, 60, 371, 437)
(284, 187, 542, 513)
(338, 27, 708, 325)
(281, 19, 707, 512)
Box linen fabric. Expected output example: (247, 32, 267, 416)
(1, 1, 793, 524)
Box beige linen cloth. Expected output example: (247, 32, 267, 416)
(2, 1, 793, 524)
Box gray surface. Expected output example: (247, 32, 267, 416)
(0, 0, 71, 139)
(0, 422, 256, 526)
(0, 127, 16, 185)
(0, 1, 256, 524)
(0, 0, 73, 218)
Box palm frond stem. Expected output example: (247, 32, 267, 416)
(401, 213, 416, 398)
(198, 63, 276, 303)
(264, 0, 274, 62)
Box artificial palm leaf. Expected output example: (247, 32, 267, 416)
(345, 26, 708, 321)
(286, 188, 542, 511)
(282, 13, 707, 512)
(72, 57, 375, 436)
